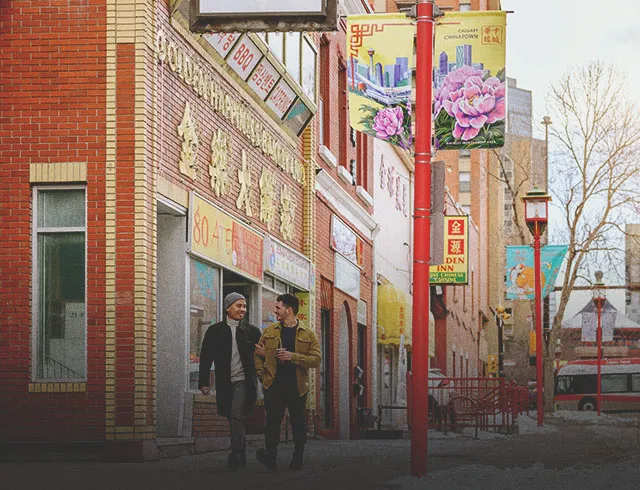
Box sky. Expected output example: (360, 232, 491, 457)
(500, 0, 640, 320)
(501, 0, 640, 139)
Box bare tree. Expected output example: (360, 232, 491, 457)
(543, 62, 640, 410)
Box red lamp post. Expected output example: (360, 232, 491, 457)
(410, 0, 434, 477)
(522, 187, 551, 427)
(592, 271, 606, 416)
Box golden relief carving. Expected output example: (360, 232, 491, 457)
(209, 128, 231, 196)
(236, 149, 253, 217)
(177, 101, 198, 180)
(155, 28, 306, 187)
(259, 169, 277, 230)
(279, 185, 296, 242)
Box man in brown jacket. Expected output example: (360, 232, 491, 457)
(254, 293, 321, 470)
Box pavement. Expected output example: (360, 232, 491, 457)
(1, 415, 639, 490)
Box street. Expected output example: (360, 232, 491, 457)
(2, 412, 638, 490)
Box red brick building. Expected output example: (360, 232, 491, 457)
(0, 0, 377, 459)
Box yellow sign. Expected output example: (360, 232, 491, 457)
(347, 14, 414, 150)
(430, 216, 469, 284)
(433, 11, 507, 150)
(190, 193, 263, 282)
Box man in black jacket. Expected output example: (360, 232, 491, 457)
(198, 292, 261, 469)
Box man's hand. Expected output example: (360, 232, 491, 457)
(254, 342, 265, 358)
(277, 348, 293, 362)
(200, 386, 211, 395)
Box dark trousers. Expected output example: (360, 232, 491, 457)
(228, 380, 247, 457)
(263, 381, 308, 457)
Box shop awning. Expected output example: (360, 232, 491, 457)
(377, 283, 412, 347)
(377, 283, 435, 355)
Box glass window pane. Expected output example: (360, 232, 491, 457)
(631, 374, 640, 392)
(262, 288, 278, 331)
(38, 189, 85, 228)
(37, 232, 85, 379)
(602, 374, 627, 393)
(285, 32, 301, 83)
(189, 259, 220, 391)
(302, 36, 316, 100)
(268, 32, 283, 62)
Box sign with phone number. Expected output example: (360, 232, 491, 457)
(190, 194, 263, 282)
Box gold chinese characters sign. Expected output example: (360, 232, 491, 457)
(155, 28, 306, 187)
(429, 216, 469, 284)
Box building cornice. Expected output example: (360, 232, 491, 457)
(316, 169, 377, 239)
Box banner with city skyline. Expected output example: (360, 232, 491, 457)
(505, 245, 568, 300)
(433, 11, 506, 150)
(347, 14, 413, 150)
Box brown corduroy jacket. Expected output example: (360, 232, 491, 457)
(254, 321, 321, 395)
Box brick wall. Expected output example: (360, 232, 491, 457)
(0, 0, 108, 442)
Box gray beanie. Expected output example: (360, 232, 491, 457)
(224, 292, 246, 311)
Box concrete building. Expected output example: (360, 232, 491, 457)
(486, 77, 547, 385)
(626, 224, 640, 324)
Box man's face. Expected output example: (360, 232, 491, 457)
(274, 301, 290, 322)
(227, 299, 247, 321)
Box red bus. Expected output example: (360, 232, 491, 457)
(554, 358, 640, 412)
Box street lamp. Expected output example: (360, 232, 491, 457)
(496, 306, 511, 377)
(592, 271, 606, 416)
(522, 187, 551, 427)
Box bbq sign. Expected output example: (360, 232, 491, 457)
(429, 216, 469, 284)
(190, 0, 338, 33)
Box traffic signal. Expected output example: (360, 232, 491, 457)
(487, 353, 498, 373)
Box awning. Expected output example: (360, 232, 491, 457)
(377, 283, 410, 346)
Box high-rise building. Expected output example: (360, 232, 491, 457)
(626, 224, 640, 323)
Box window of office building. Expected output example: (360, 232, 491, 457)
(459, 171, 471, 193)
(33, 187, 86, 380)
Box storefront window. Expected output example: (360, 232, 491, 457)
(189, 258, 220, 390)
(34, 188, 86, 380)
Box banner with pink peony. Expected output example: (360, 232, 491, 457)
(347, 14, 414, 150)
(433, 11, 507, 150)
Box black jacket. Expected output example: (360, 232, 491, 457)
(198, 319, 261, 417)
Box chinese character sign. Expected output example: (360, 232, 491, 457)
(433, 11, 506, 150)
(505, 245, 568, 300)
(430, 216, 468, 284)
(347, 14, 414, 150)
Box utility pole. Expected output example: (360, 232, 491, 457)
(410, 0, 434, 477)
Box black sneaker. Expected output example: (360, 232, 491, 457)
(288, 450, 303, 470)
(256, 447, 277, 470)
(227, 453, 240, 470)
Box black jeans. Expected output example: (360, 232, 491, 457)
(263, 381, 308, 456)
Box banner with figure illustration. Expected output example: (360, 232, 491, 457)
(433, 11, 506, 150)
(347, 14, 414, 150)
(506, 245, 568, 300)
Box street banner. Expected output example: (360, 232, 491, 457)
(505, 245, 568, 300)
(433, 11, 506, 150)
(430, 216, 469, 284)
(347, 14, 413, 150)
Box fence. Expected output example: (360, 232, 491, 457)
(388, 374, 530, 437)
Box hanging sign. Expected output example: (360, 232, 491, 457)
(430, 216, 469, 284)
(505, 245, 568, 300)
(433, 11, 507, 150)
(347, 13, 414, 150)
(190, 0, 339, 33)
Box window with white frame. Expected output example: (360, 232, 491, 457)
(459, 171, 471, 193)
(33, 187, 86, 380)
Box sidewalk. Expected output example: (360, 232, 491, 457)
(2, 414, 639, 490)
